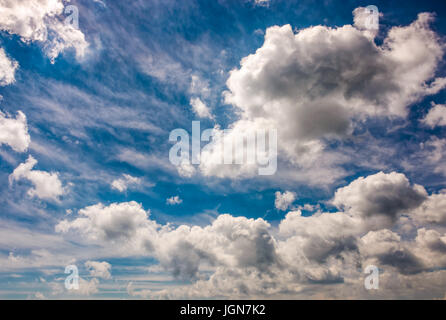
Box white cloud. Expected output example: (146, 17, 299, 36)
(111, 174, 141, 192)
(166, 196, 183, 205)
(55, 202, 158, 256)
(43, 18, 89, 63)
(189, 75, 211, 98)
(0, 111, 30, 152)
(0, 47, 18, 86)
(0, 0, 89, 63)
(9, 155, 65, 201)
(177, 159, 196, 178)
(415, 137, 446, 177)
(359, 229, 423, 275)
(333, 171, 427, 228)
(198, 12, 445, 180)
(45, 275, 100, 297)
(34, 292, 46, 300)
(85, 260, 112, 279)
(412, 190, 446, 225)
(190, 97, 213, 119)
(253, 0, 270, 7)
(422, 102, 446, 128)
(139, 53, 189, 85)
(77, 277, 99, 296)
(274, 190, 296, 211)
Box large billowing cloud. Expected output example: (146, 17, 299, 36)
(0, 111, 30, 152)
(56, 203, 278, 280)
(0, 0, 89, 62)
(56, 171, 446, 299)
(194, 11, 445, 180)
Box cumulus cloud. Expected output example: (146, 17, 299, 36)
(0, 0, 89, 62)
(412, 190, 446, 225)
(274, 190, 296, 211)
(422, 102, 446, 128)
(278, 209, 360, 277)
(166, 196, 182, 205)
(111, 174, 141, 192)
(360, 229, 423, 275)
(57, 171, 446, 299)
(77, 277, 99, 296)
(9, 155, 65, 201)
(55, 201, 158, 256)
(0, 48, 18, 86)
(333, 172, 427, 228)
(196, 11, 445, 180)
(0, 111, 30, 152)
(156, 214, 277, 279)
(85, 261, 112, 279)
(56, 202, 278, 280)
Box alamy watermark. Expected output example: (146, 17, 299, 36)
(64, 265, 79, 290)
(64, 5, 79, 30)
(364, 5, 379, 30)
(364, 265, 379, 290)
(169, 121, 278, 175)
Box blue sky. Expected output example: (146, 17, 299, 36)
(0, 0, 446, 299)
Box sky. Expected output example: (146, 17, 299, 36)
(0, 0, 446, 299)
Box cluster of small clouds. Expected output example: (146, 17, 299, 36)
(0, 97, 68, 202)
(274, 191, 296, 211)
(0, 109, 71, 203)
(55, 171, 446, 299)
(189, 73, 215, 120)
(38, 260, 111, 298)
(0, 109, 66, 201)
(166, 195, 183, 205)
(0, 0, 94, 203)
